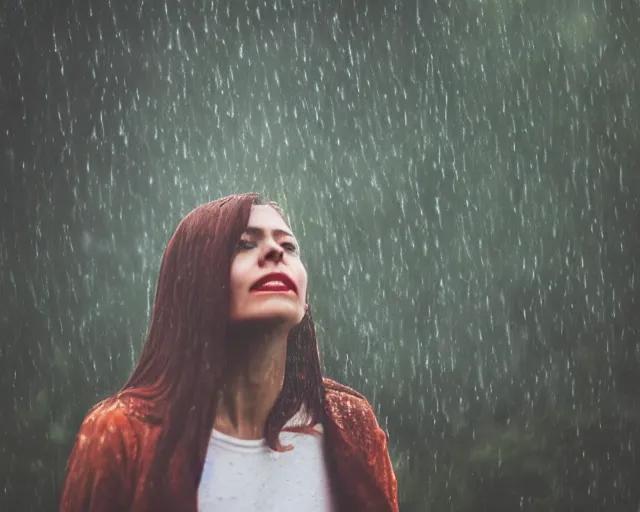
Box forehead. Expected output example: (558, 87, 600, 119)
(246, 205, 291, 232)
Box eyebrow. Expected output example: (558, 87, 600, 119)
(243, 227, 295, 238)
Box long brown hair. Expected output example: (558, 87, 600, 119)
(117, 193, 324, 502)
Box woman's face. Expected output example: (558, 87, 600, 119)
(229, 205, 308, 328)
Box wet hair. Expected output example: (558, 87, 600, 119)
(116, 193, 324, 504)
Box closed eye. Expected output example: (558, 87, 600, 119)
(237, 239, 298, 253)
(237, 239, 256, 250)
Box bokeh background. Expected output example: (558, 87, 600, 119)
(2, 0, 640, 510)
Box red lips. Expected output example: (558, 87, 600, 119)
(250, 272, 297, 293)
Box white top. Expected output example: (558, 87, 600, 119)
(197, 410, 336, 512)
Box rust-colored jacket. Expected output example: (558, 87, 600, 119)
(60, 378, 398, 512)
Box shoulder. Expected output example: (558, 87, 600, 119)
(73, 398, 139, 458)
(61, 398, 145, 510)
(323, 377, 367, 401)
(322, 379, 398, 510)
(72, 394, 157, 462)
(322, 378, 384, 436)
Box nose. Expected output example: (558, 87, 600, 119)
(263, 240, 284, 263)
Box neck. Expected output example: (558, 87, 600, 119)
(214, 323, 289, 440)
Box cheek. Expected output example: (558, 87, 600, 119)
(229, 261, 250, 302)
(296, 267, 309, 299)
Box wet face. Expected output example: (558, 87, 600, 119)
(229, 205, 308, 329)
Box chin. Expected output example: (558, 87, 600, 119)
(232, 307, 304, 328)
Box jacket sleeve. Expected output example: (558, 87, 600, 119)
(368, 409, 399, 512)
(60, 403, 135, 512)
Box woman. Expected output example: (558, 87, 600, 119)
(60, 193, 398, 512)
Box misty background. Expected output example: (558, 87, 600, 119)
(2, 0, 640, 510)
